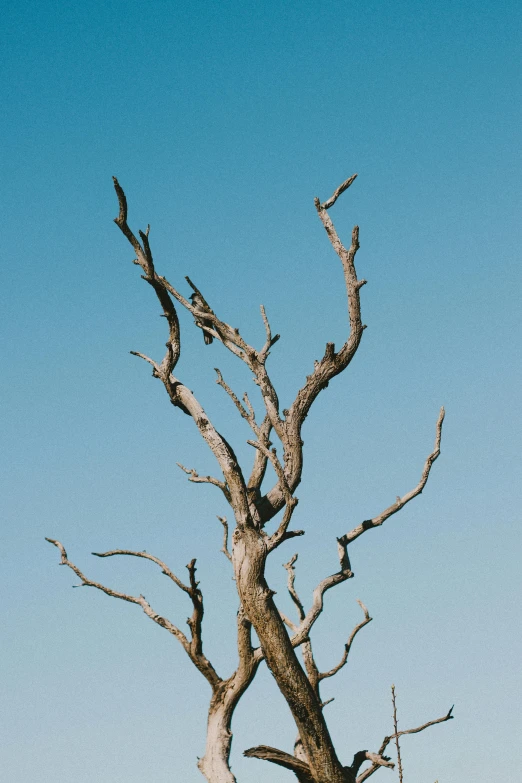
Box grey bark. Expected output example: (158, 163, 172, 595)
(47, 174, 451, 783)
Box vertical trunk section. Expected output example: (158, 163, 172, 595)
(233, 528, 347, 783)
(198, 691, 237, 783)
(198, 618, 260, 783)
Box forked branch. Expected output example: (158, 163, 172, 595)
(114, 179, 255, 526)
(356, 706, 454, 782)
(45, 538, 221, 689)
(247, 439, 300, 547)
(283, 556, 371, 706)
(115, 178, 284, 438)
(290, 546, 354, 648)
(257, 174, 365, 524)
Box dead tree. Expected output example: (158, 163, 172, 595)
(47, 174, 452, 783)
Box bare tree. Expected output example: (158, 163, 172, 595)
(47, 174, 453, 783)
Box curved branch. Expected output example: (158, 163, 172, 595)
(283, 554, 306, 622)
(339, 407, 445, 549)
(318, 600, 372, 681)
(113, 177, 181, 380)
(91, 548, 191, 592)
(257, 175, 365, 524)
(244, 746, 314, 783)
(290, 543, 354, 648)
(113, 179, 269, 528)
(176, 461, 232, 503)
(46, 539, 221, 689)
(217, 516, 233, 562)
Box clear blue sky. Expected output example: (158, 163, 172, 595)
(2, 1, 520, 781)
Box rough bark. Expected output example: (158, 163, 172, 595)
(198, 609, 260, 783)
(47, 174, 450, 783)
(232, 527, 347, 783)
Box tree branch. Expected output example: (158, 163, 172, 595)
(176, 461, 232, 503)
(356, 706, 454, 783)
(46, 538, 221, 689)
(257, 175, 365, 525)
(113, 177, 181, 382)
(282, 554, 322, 711)
(247, 415, 272, 494)
(244, 746, 314, 783)
(247, 440, 300, 548)
(215, 369, 260, 437)
(91, 548, 191, 592)
(351, 751, 394, 777)
(114, 178, 281, 528)
(258, 304, 280, 362)
(338, 407, 445, 550)
(290, 542, 354, 648)
(318, 600, 372, 681)
(217, 516, 233, 562)
(284, 554, 306, 621)
(320, 173, 359, 210)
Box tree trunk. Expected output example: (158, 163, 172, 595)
(233, 527, 347, 783)
(198, 611, 260, 783)
(198, 690, 237, 783)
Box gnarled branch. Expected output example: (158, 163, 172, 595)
(114, 178, 282, 529)
(257, 175, 365, 525)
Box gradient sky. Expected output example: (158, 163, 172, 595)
(2, 1, 521, 781)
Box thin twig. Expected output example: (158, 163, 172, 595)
(391, 685, 404, 783)
(318, 599, 372, 681)
(176, 462, 231, 503)
(356, 706, 454, 782)
(215, 369, 259, 435)
(91, 548, 191, 592)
